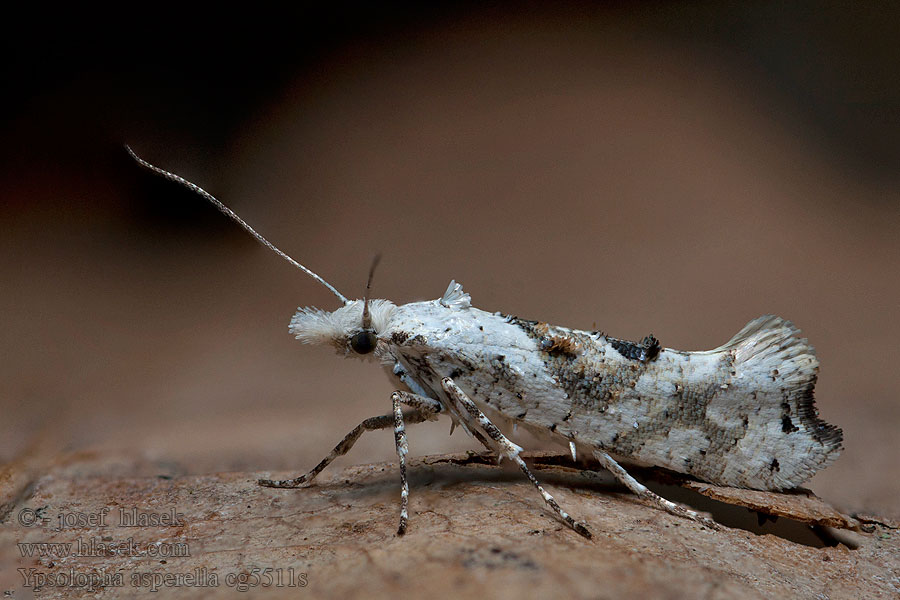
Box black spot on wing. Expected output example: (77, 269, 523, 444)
(781, 415, 799, 434)
(780, 402, 800, 433)
(609, 334, 661, 362)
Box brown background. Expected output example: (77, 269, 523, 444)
(2, 2, 898, 526)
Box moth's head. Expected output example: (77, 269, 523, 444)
(290, 254, 395, 357)
(289, 299, 396, 356)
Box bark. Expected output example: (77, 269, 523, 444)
(2, 451, 896, 599)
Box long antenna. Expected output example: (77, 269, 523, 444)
(126, 145, 349, 305)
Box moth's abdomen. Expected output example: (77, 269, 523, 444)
(622, 316, 842, 490)
(703, 315, 841, 489)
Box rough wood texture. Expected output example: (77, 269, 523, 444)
(2, 451, 897, 599)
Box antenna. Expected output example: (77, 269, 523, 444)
(126, 145, 349, 305)
(361, 253, 382, 329)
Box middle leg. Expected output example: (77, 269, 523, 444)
(440, 377, 592, 539)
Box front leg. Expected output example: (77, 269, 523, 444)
(258, 391, 441, 489)
(392, 392, 411, 535)
(440, 377, 592, 539)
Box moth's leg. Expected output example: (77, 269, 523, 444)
(393, 393, 492, 534)
(441, 377, 592, 539)
(392, 392, 410, 535)
(258, 392, 442, 489)
(448, 416, 497, 455)
(470, 429, 497, 454)
(592, 450, 720, 530)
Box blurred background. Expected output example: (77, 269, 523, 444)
(2, 3, 898, 518)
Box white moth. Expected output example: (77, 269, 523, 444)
(128, 147, 842, 538)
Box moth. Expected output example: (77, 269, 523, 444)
(128, 147, 842, 539)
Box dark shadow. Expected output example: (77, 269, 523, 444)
(396, 452, 859, 549)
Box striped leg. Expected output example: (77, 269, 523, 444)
(392, 392, 410, 535)
(258, 392, 441, 489)
(592, 450, 720, 530)
(441, 377, 592, 539)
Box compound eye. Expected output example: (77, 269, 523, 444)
(350, 330, 378, 354)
